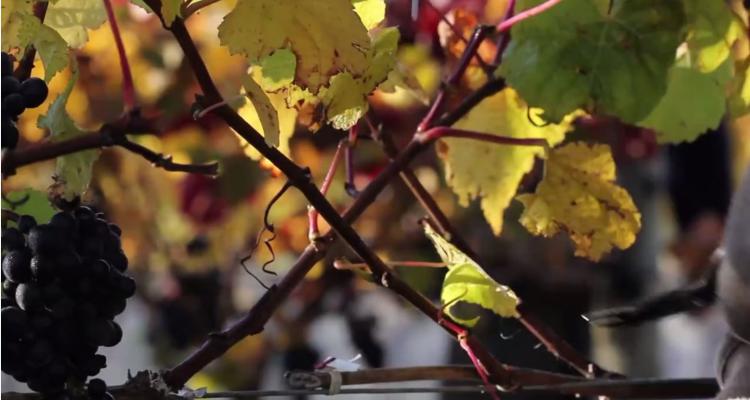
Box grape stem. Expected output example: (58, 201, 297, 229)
(496, 0, 562, 32)
(103, 0, 137, 111)
(0, 112, 219, 177)
(492, 0, 517, 66)
(414, 126, 550, 151)
(307, 138, 348, 240)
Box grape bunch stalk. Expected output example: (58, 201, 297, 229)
(1, 206, 135, 398)
(2, 51, 49, 150)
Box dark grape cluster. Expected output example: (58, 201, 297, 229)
(1, 206, 134, 397)
(2, 51, 49, 150)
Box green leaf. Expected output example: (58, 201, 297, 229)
(256, 49, 297, 92)
(684, 0, 743, 73)
(352, 0, 386, 30)
(37, 60, 99, 200)
(424, 224, 520, 327)
(45, 0, 107, 48)
(2, 10, 70, 81)
(639, 57, 732, 143)
(218, 0, 372, 93)
(1, 190, 56, 224)
(161, 0, 181, 27)
(242, 74, 280, 147)
(499, 0, 686, 123)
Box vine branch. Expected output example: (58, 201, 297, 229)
(141, 0, 606, 389)
(0, 112, 219, 177)
(103, 0, 137, 110)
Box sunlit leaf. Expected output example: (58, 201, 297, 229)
(242, 74, 280, 147)
(161, 0, 181, 26)
(37, 60, 99, 200)
(424, 223, 520, 327)
(218, 0, 371, 93)
(684, 0, 744, 73)
(2, 10, 70, 81)
(516, 142, 641, 261)
(352, 0, 386, 30)
(237, 89, 297, 161)
(499, 0, 686, 123)
(729, 58, 750, 117)
(45, 0, 107, 48)
(441, 88, 574, 235)
(256, 49, 297, 92)
(639, 57, 732, 143)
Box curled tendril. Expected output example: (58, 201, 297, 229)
(2, 193, 30, 209)
(526, 106, 551, 128)
(239, 181, 292, 289)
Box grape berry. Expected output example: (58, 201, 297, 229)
(1, 206, 134, 398)
(1, 51, 49, 150)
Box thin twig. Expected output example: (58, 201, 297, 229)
(418, 25, 496, 132)
(140, 1, 572, 389)
(492, 0, 517, 66)
(308, 140, 347, 239)
(415, 126, 550, 150)
(103, 0, 137, 110)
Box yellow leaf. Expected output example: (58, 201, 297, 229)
(237, 90, 297, 161)
(218, 0, 371, 93)
(352, 0, 386, 30)
(516, 142, 642, 261)
(441, 88, 573, 235)
(242, 74, 280, 147)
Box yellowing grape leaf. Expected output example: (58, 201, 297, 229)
(729, 58, 750, 117)
(516, 142, 641, 261)
(441, 88, 573, 235)
(319, 27, 400, 130)
(45, 0, 107, 48)
(424, 223, 520, 327)
(352, 0, 386, 30)
(499, 0, 685, 123)
(37, 61, 100, 200)
(161, 0, 181, 26)
(218, 0, 371, 93)
(242, 74, 280, 147)
(237, 90, 297, 161)
(3, 11, 69, 81)
(639, 56, 732, 143)
(684, 0, 744, 73)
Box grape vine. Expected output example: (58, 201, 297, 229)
(1, 0, 749, 399)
